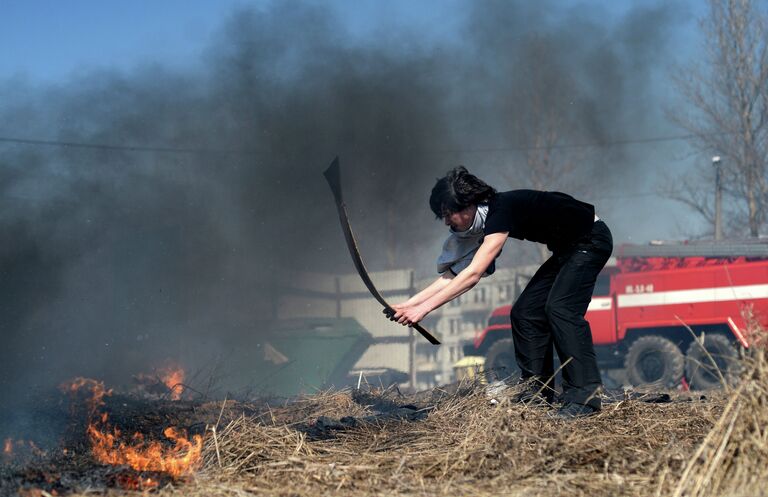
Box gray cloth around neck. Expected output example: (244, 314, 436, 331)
(437, 205, 492, 276)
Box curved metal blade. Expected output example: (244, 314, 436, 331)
(323, 157, 440, 345)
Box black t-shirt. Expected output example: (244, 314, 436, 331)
(483, 190, 595, 251)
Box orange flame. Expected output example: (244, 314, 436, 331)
(115, 473, 160, 490)
(62, 376, 202, 478)
(88, 420, 202, 477)
(159, 365, 185, 400)
(1, 438, 45, 460)
(59, 377, 112, 415)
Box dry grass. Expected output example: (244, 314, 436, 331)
(147, 388, 723, 497)
(670, 347, 768, 497)
(63, 330, 768, 496)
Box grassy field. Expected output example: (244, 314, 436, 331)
(8, 346, 768, 497)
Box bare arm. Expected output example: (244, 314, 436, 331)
(397, 273, 455, 308)
(393, 232, 508, 325)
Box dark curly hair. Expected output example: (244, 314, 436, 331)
(429, 166, 497, 219)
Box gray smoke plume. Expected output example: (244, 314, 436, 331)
(0, 0, 685, 439)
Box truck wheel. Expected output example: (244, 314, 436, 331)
(625, 336, 684, 388)
(484, 338, 521, 382)
(685, 334, 741, 390)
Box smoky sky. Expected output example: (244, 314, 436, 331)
(0, 0, 685, 431)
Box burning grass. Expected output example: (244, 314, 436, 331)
(10, 346, 768, 496)
(60, 377, 203, 480)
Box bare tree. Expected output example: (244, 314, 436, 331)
(668, 0, 768, 237)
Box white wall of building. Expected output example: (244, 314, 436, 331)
(277, 265, 542, 390)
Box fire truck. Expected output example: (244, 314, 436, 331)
(464, 241, 768, 389)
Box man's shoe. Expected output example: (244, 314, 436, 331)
(549, 402, 599, 420)
(485, 380, 510, 399)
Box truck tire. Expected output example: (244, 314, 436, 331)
(625, 336, 684, 388)
(685, 334, 741, 390)
(484, 338, 521, 382)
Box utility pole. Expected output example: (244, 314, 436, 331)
(713, 156, 723, 240)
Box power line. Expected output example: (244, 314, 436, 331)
(0, 133, 701, 200)
(0, 131, 710, 156)
(435, 133, 708, 154)
(0, 136, 248, 155)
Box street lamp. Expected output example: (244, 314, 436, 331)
(712, 156, 722, 240)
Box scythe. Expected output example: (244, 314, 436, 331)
(323, 157, 440, 345)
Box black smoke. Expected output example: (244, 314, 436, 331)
(0, 0, 685, 434)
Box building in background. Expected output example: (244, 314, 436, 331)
(277, 265, 538, 391)
(414, 266, 538, 389)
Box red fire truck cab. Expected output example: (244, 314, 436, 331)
(467, 241, 768, 389)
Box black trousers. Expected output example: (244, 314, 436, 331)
(510, 220, 613, 409)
